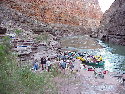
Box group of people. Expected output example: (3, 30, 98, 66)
(32, 57, 75, 73)
(32, 57, 52, 72)
(31, 51, 76, 72)
(31, 51, 104, 73)
(31, 51, 125, 86)
(59, 58, 74, 72)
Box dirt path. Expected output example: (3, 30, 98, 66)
(55, 59, 125, 94)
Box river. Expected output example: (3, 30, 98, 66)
(60, 35, 125, 72)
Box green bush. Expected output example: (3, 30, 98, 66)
(14, 29, 22, 35)
(0, 37, 14, 94)
(51, 64, 61, 77)
(35, 32, 49, 42)
(0, 36, 57, 94)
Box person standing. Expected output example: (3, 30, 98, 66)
(32, 59, 39, 71)
(60, 59, 66, 73)
(46, 58, 52, 72)
(69, 62, 74, 72)
(41, 57, 46, 70)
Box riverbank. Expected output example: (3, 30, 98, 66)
(2, 31, 125, 94)
(29, 34, 125, 94)
(60, 35, 125, 73)
(53, 58, 125, 94)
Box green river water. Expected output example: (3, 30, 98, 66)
(61, 35, 125, 72)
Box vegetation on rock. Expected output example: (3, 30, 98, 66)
(0, 36, 58, 94)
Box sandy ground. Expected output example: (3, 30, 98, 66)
(29, 35, 125, 94)
(54, 59, 125, 94)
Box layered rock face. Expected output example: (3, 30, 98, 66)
(1, 0, 102, 29)
(0, 2, 89, 38)
(98, 0, 125, 45)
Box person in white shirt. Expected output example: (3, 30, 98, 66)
(46, 58, 52, 72)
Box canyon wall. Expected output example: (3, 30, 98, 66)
(98, 0, 125, 45)
(0, 1, 89, 37)
(1, 0, 102, 29)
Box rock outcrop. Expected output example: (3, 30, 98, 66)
(0, 0, 102, 37)
(1, 0, 102, 29)
(0, 27, 7, 34)
(98, 0, 125, 45)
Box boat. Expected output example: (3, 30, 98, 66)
(76, 57, 86, 61)
(88, 61, 105, 66)
(82, 61, 105, 66)
(77, 55, 105, 66)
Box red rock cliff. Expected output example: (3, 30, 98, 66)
(1, 0, 102, 28)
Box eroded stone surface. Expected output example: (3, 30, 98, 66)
(1, 0, 102, 28)
(98, 0, 125, 45)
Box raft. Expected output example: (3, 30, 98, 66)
(76, 57, 86, 61)
(76, 57, 82, 59)
(83, 61, 105, 66)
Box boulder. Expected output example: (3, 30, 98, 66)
(0, 27, 7, 34)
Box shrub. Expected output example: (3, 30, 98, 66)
(14, 29, 22, 35)
(35, 32, 49, 42)
(0, 36, 57, 94)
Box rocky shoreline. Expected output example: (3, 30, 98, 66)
(53, 58, 125, 94)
